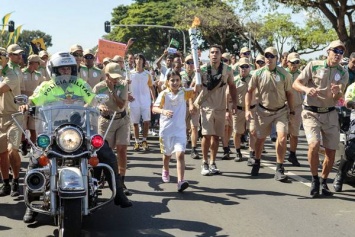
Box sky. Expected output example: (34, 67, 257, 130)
(0, 0, 134, 54)
(0, 0, 324, 60)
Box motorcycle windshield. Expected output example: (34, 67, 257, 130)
(32, 75, 99, 136)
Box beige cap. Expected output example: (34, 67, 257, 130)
(112, 55, 124, 62)
(255, 54, 265, 62)
(237, 58, 251, 66)
(185, 55, 193, 61)
(28, 54, 41, 63)
(240, 47, 250, 54)
(222, 52, 231, 60)
(104, 62, 123, 79)
(83, 49, 94, 56)
(70, 44, 83, 53)
(328, 40, 345, 50)
(264, 47, 278, 56)
(7, 44, 24, 54)
(39, 50, 49, 58)
(103, 57, 111, 63)
(287, 52, 300, 62)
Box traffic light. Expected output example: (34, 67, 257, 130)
(8, 20, 15, 32)
(104, 21, 111, 33)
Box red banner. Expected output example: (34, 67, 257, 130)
(97, 39, 126, 63)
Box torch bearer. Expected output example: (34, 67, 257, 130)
(189, 17, 202, 85)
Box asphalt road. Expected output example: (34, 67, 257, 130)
(1, 132, 355, 237)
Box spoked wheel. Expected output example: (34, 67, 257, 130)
(58, 198, 82, 237)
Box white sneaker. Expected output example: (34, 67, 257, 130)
(209, 163, 221, 174)
(177, 180, 189, 192)
(201, 162, 211, 176)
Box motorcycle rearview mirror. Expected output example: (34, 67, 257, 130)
(96, 94, 109, 104)
(14, 94, 29, 105)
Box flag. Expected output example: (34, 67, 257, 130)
(13, 25, 22, 43)
(1, 12, 13, 35)
(30, 38, 46, 54)
(6, 31, 14, 46)
(169, 38, 179, 48)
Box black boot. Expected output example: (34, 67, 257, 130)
(310, 176, 320, 198)
(320, 178, 333, 196)
(114, 176, 133, 208)
(23, 207, 38, 223)
(333, 159, 348, 192)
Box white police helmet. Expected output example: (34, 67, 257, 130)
(47, 52, 77, 77)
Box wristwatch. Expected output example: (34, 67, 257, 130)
(290, 111, 295, 115)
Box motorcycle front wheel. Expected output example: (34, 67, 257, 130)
(59, 198, 82, 237)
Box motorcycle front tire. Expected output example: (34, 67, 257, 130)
(59, 198, 82, 237)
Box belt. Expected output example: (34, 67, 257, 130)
(237, 105, 256, 111)
(102, 110, 126, 120)
(258, 103, 286, 112)
(304, 105, 335, 113)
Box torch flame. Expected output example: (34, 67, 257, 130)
(191, 16, 201, 28)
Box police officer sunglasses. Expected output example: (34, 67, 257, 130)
(330, 48, 344, 55)
(84, 55, 94, 60)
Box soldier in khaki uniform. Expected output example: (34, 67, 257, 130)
(293, 40, 348, 198)
(70, 44, 89, 81)
(38, 50, 50, 80)
(21, 55, 45, 153)
(232, 58, 256, 162)
(93, 62, 131, 195)
(246, 47, 294, 181)
(285, 52, 303, 167)
(83, 49, 105, 88)
(181, 55, 200, 160)
(194, 45, 237, 176)
(0, 44, 25, 197)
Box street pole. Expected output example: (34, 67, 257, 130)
(113, 24, 187, 55)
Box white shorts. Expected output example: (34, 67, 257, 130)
(159, 136, 186, 156)
(130, 106, 151, 124)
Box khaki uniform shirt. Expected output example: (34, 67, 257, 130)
(78, 65, 89, 82)
(286, 68, 303, 107)
(198, 63, 233, 110)
(38, 65, 50, 81)
(0, 61, 24, 115)
(93, 80, 128, 112)
(87, 66, 105, 89)
(22, 67, 44, 96)
(249, 66, 292, 110)
(234, 74, 255, 107)
(297, 60, 349, 107)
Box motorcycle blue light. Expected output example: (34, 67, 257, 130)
(37, 134, 50, 148)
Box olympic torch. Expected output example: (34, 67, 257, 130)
(189, 17, 201, 85)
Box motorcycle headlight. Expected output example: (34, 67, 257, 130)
(56, 126, 83, 152)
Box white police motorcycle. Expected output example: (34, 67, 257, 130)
(13, 92, 116, 237)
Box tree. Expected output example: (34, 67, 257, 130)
(16, 30, 52, 56)
(238, 0, 355, 56)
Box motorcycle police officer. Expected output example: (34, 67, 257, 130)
(21, 52, 132, 223)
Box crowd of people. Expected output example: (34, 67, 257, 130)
(0, 38, 355, 222)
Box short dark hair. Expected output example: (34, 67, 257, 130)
(134, 53, 146, 66)
(350, 52, 355, 60)
(209, 44, 223, 53)
(166, 70, 181, 81)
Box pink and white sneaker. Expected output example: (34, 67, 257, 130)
(162, 170, 170, 183)
(177, 180, 189, 192)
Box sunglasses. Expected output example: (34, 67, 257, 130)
(330, 48, 344, 55)
(289, 60, 300, 65)
(72, 52, 83, 57)
(256, 60, 265, 65)
(222, 58, 229, 62)
(84, 55, 94, 60)
(11, 53, 23, 56)
(185, 61, 194, 65)
(240, 65, 250, 69)
(265, 54, 276, 59)
(242, 52, 251, 56)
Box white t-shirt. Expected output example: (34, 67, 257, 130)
(154, 88, 194, 138)
(129, 69, 153, 108)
